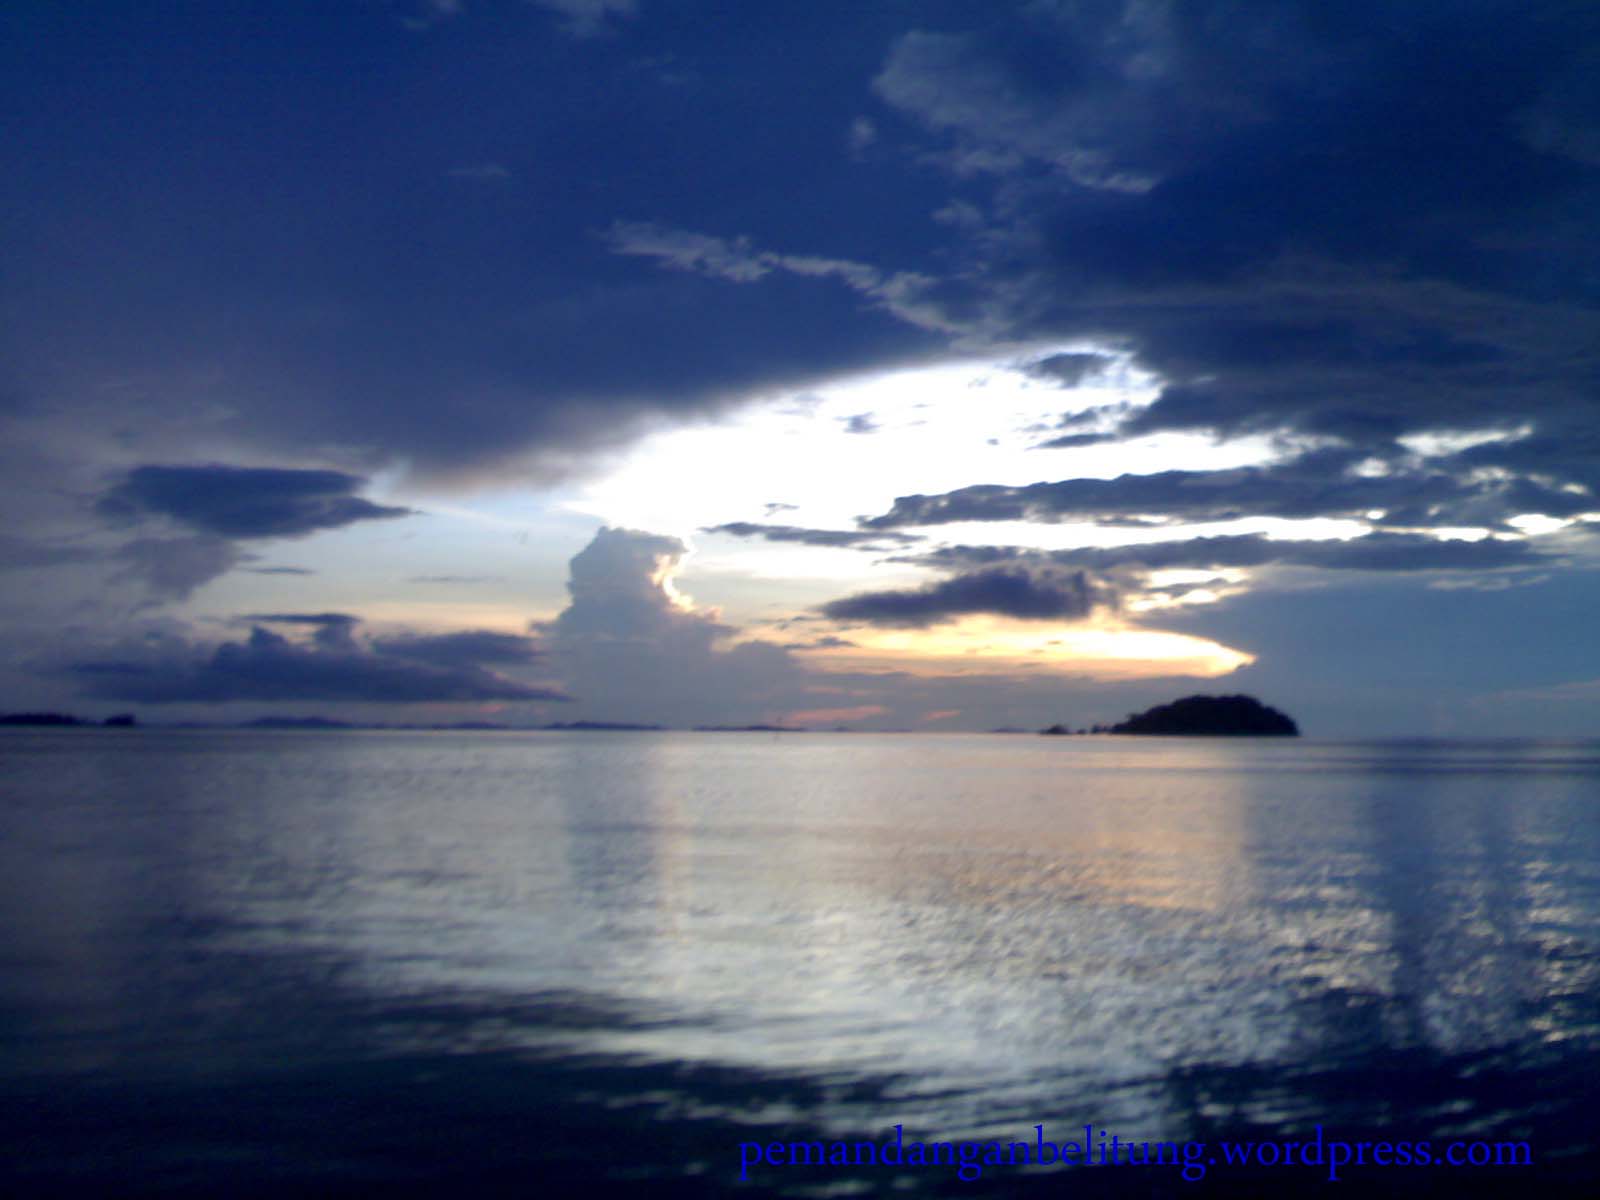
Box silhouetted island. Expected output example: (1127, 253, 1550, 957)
(0, 712, 86, 727)
(1108, 694, 1299, 737)
(1, 712, 139, 728)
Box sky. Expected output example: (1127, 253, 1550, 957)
(3, 0, 1599, 735)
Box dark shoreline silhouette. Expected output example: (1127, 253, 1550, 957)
(0, 711, 137, 728)
(1041, 695, 1300, 737)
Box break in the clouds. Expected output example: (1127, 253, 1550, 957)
(5, 1, 1600, 732)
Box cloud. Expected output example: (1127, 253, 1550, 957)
(1023, 352, 1115, 388)
(819, 566, 1103, 628)
(400, 0, 464, 31)
(861, 447, 1595, 532)
(784, 635, 857, 651)
(1033, 431, 1119, 450)
(843, 412, 879, 435)
(912, 532, 1550, 575)
(242, 566, 315, 576)
(606, 220, 963, 335)
(240, 612, 360, 650)
(531, 0, 637, 38)
(848, 116, 878, 156)
(860, 2, 1600, 533)
(0, 535, 99, 571)
(370, 630, 542, 667)
(98, 465, 412, 539)
(538, 527, 805, 724)
(704, 522, 923, 549)
(68, 619, 566, 705)
(113, 536, 243, 603)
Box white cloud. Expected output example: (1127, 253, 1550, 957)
(530, 0, 636, 38)
(605, 220, 967, 334)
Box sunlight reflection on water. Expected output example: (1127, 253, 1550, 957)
(2, 730, 1598, 1192)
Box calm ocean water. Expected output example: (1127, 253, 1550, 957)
(2, 729, 1598, 1196)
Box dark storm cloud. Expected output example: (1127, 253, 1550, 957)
(69, 623, 566, 705)
(868, 1, 1600, 507)
(820, 566, 1102, 628)
(912, 532, 1548, 576)
(98, 466, 411, 540)
(370, 630, 542, 667)
(704, 522, 923, 549)
(12, 1, 1594, 496)
(3, 5, 950, 487)
(862, 447, 1596, 531)
(239, 615, 541, 666)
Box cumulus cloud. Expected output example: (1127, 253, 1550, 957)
(819, 566, 1104, 628)
(538, 527, 804, 724)
(98, 465, 412, 540)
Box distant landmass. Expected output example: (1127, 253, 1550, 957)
(1107, 694, 1299, 737)
(692, 724, 801, 733)
(1, 711, 138, 728)
(540, 721, 664, 732)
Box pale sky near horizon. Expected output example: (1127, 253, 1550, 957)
(4, 1, 1599, 735)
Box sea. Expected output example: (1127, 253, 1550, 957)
(1, 729, 1597, 1196)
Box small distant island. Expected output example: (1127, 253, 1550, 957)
(1041, 694, 1299, 737)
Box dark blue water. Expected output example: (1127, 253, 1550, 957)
(2, 730, 1597, 1195)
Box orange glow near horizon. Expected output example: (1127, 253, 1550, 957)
(753, 614, 1255, 681)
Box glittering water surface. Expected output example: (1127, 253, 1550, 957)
(2, 730, 1598, 1195)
